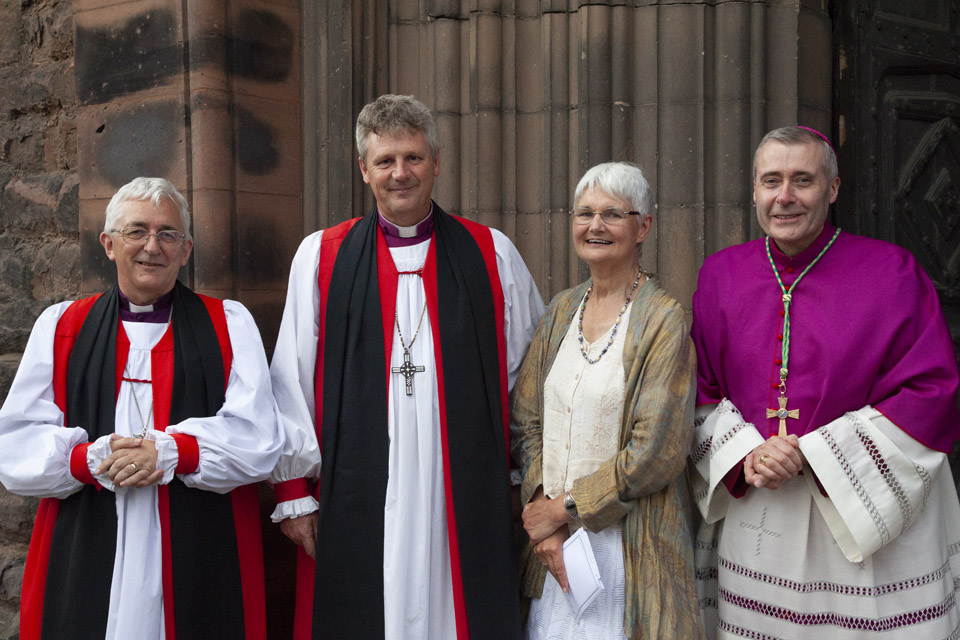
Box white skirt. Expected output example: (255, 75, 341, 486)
(526, 525, 626, 640)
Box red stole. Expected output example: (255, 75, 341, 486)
(290, 216, 509, 640)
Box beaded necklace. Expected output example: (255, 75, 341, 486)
(577, 267, 644, 364)
(763, 227, 840, 436)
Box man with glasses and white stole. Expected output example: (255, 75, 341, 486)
(0, 177, 283, 640)
(690, 126, 960, 638)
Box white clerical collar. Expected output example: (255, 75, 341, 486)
(395, 222, 419, 238)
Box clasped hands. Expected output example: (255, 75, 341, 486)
(744, 434, 805, 490)
(522, 488, 575, 593)
(94, 434, 163, 488)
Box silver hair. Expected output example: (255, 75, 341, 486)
(355, 94, 439, 162)
(573, 162, 654, 264)
(103, 177, 192, 239)
(753, 126, 839, 182)
(573, 162, 655, 218)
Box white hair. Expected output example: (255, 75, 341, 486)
(103, 177, 191, 239)
(573, 162, 654, 218)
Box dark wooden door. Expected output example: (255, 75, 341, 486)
(833, 0, 960, 473)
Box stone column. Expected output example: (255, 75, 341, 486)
(74, 0, 301, 345)
(302, 0, 833, 308)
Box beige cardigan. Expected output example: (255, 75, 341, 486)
(511, 277, 704, 639)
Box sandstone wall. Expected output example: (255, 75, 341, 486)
(0, 0, 78, 636)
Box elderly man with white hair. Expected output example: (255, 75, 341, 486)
(0, 177, 283, 640)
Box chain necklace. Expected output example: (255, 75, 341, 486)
(577, 267, 644, 364)
(123, 362, 153, 439)
(391, 300, 428, 395)
(763, 228, 840, 436)
(120, 308, 172, 438)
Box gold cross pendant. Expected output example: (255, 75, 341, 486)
(766, 395, 799, 437)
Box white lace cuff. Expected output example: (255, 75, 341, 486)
(270, 496, 319, 523)
(151, 430, 178, 484)
(87, 435, 116, 491)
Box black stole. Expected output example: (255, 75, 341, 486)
(313, 205, 521, 639)
(42, 282, 245, 640)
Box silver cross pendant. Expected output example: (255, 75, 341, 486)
(391, 348, 425, 395)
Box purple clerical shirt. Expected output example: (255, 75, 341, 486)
(377, 207, 434, 248)
(118, 289, 173, 323)
(692, 223, 960, 453)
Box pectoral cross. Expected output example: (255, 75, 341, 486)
(766, 395, 799, 437)
(391, 348, 424, 396)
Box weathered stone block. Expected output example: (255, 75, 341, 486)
(0, 4, 20, 66)
(0, 63, 74, 121)
(43, 115, 78, 172)
(236, 193, 302, 291)
(1, 557, 23, 604)
(0, 489, 36, 547)
(0, 229, 79, 354)
(515, 17, 542, 112)
(516, 111, 544, 212)
(658, 102, 705, 205)
(74, 2, 185, 106)
(1, 173, 67, 233)
(189, 90, 235, 193)
(1, 129, 43, 172)
(191, 188, 235, 292)
(0, 608, 17, 640)
(40, 4, 75, 63)
(474, 14, 503, 110)
(0, 355, 22, 406)
(77, 96, 188, 200)
(657, 203, 704, 310)
(434, 113, 460, 208)
(229, 1, 300, 103)
(232, 93, 301, 197)
(0, 292, 47, 356)
(658, 4, 706, 102)
(234, 289, 287, 356)
(79, 198, 114, 296)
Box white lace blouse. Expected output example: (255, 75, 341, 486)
(541, 298, 632, 500)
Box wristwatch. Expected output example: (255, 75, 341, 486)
(564, 491, 579, 520)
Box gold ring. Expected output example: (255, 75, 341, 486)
(758, 454, 769, 466)
(130, 462, 138, 471)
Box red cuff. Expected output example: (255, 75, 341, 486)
(171, 434, 200, 474)
(70, 443, 100, 488)
(810, 469, 828, 497)
(274, 478, 311, 503)
(723, 460, 750, 499)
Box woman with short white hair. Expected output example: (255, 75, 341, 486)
(513, 162, 703, 639)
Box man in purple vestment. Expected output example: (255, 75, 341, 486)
(689, 126, 960, 639)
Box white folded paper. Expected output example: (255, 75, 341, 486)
(562, 527, 605, 622)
